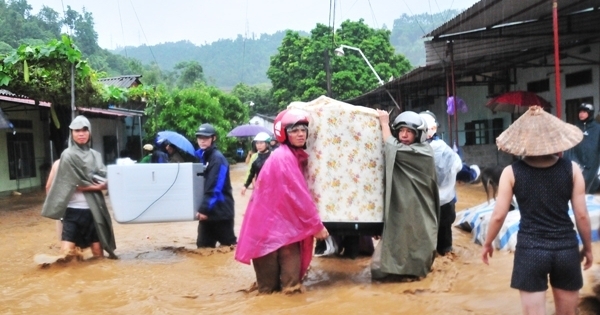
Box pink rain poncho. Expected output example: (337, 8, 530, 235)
(235, 144, 324, 278)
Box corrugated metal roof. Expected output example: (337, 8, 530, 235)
(0, 89, 52, 107)
(77, 107, 142, 117)
(346, 0, 600, 108)
(98, 75, 142, 88)
(427, 0, 600, 38)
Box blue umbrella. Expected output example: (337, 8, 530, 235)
(156, 131, 196, 156)
(227, 124, 272, 138)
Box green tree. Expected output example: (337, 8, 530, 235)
(142, 83, 247, 158)
(63, 6, 99, 55)
(0, 35, 110, 152)
(173, 60, 204, 88)
(268, 19, 412, 108)
(390, 10, 459, 66)
(231, 82, 277, 116)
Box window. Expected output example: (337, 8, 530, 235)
(565, 69, 592, 87)
(527, 79, 549, 93)
(464, 119, 503, 145)
(6, 132, 36, 180)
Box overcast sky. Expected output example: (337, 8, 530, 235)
(26, 0, 480, 49)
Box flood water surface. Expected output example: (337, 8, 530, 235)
(2, 164, 599, 314)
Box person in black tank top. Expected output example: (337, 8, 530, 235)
(481, 106, 592, 315)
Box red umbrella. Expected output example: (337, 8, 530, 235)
(486, 91, 552, 114)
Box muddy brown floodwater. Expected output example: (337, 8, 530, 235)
(2, 163, 600, 314)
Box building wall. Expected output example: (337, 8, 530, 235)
(249, 116, 274, 132)
(420, 43, 600, 167)
(88, 117, 128, 165)
(0, 103, 47, 194)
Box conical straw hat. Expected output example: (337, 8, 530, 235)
(496, 106, 583, 156)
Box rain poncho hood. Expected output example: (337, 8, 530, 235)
(235, 144, 324, 278)
(372, 137, 439, 279)
(41, 116, 117, 258)
(428, 137, 463, 205)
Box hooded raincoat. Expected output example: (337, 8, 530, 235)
(41, 116, 117, 258)
(235, 144, 324, 279)
(372, 137, 439, 279)
(564, 119, 600, 194)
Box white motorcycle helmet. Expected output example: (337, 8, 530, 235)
(419, 110, 438, 139)
(253, 132, 271, 142)
(392, 111, 428, 143)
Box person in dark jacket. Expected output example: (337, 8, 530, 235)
(564, 103, 600, 194)
(194, 123, 237, 248)
(241, 132, 272, 196)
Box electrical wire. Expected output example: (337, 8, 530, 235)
(129, 0, 158, 66)
(116, 0, 128, 57)
(120, 163, 181, 223)
(367, 0, 379, 29)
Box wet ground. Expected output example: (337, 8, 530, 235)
(1, 164, 600, 314)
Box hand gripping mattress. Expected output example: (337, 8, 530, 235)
(289, 96, 384, 223)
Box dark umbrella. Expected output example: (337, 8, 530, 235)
(486, 91, 552, 114)
(156, 131, 196, 156)
(227, 124, 272, 138)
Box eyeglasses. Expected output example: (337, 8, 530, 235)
(286, 125, 308, 134)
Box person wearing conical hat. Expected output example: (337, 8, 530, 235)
(563, 103, 600, 194)
(481, 106, 592, 315)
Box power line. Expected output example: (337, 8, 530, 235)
(129, 0, 158, 66)
(116, 0, 127, 57)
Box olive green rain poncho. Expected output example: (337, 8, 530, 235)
(372, 137, 439, 279)
(41, 115, 117, 259)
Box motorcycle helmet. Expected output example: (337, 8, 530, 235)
(392, 111, 428, 144)
(419, 110, 438, 139)
(273, 108, 309, 143)
(253, 132, 271, 142)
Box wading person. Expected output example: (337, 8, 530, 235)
(42, 115, 117, 259)
(481, 106, 593, 315)
(235, 108, 328, 294)
(194, 123, 237, 248)
(241, 132, 272, 196)
(371, 109, 439, 281)
(419, 111, 463, 255)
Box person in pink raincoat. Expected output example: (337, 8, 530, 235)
(235, 108, 329, 294)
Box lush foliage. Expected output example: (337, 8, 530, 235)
(389, 10, 460, 66)
(268, 20, 412, 108)
(114, 32, 292, 89)
(143, 84, 248, 157)
(230, 83, 278, 117)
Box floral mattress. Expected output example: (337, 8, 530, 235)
(289, 96, 384, 223)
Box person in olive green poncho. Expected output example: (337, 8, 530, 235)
(42, 115, 117, 259)
(371, 109, 439, 280)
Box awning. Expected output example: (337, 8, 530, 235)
(77, 107, 143, 117)
(426, 0, 599, 38)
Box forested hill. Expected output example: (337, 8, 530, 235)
(113, 31, 291, 89)
(114, 10, 458, 88)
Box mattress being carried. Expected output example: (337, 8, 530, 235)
(289, 96, 384, 228)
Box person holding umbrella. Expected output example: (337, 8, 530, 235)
(162, 141, 185, 163)
(194, 123, 237, 248)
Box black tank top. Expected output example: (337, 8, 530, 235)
(512, 157, 577, 249)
